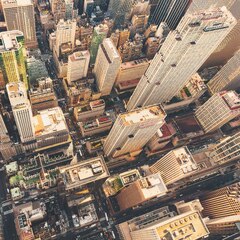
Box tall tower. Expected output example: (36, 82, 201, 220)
(90, 24, 109, 64)
(195, 91, 240, 133)
(94, 38, 121, 96)
(2, 0, 37, 48)
(149, 0, 191, 29)
(207, 49, 240, 95)
(108, 0, 135, 29)
(67, 50, 90, 84)
(55, 19, 76, 57)
(103, 105, 166, 158)
(127, 7, 237, 111)
(7, 82, 35, 143)
(0, 31, 28, 89)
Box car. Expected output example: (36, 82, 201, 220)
(72, 214, 80, 228)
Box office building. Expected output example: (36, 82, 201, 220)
(209, 132, 240, 165)
(207, 49, 240, 95)
(117, 207, 209, 240)
(130, 14, 149, 35)
(94, 38, 121, 96)
(51, 0, 66, 22)
(127, 7, 236, 110)
(67, 50, 90, 84)
(7, 82, 35, 143)
(2, 0, 37, 48)
(195, 91, 240, 133)
(0, 31, 27, 88)
(29, 77, 58, 113)
(65, 0, 74, 19)
(150, 146, 198, 185)
(149, 0, 191, 29)
(144, 36, 161, 59)
(90, 24, 108, 64)
(84, 0, 94, 16)
(108, 0, 135, 29)
(103, 105, 166, 158)
(55, 19, 76, 57)
(200, 182, 240, 219)
(59, 156, 109, 191)
(74, 99, 105, 121)
(116, 173, 167, 210)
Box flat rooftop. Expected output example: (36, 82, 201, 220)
(121, 105, 166, 126)
(0, 31, 23, 52)
(120, 58, 149, 70)
(2, 0, 32, 6)
(222, 91, 240, 109)
(59, 156, 109, 190)
(33, 107, 68, 136)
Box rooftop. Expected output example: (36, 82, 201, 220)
(120, 58, 149, 70)
(70, 50, 90, 62)
(121, 105, 166, 126)
(221, 91, 240, 110)
(59, 156, 109, 190)
(2, 0, 32, 6)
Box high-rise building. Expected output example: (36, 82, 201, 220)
(127, 7, 236, 111)
(94, 38, 121, 96)
(67, 50, 90, 84)
(7, 82, 35, 143)
(209, 132, 240, 165)
(108, 0, 135, 29)
(207, 49, 240, 95)
(149, 0, 191, 29)
(103, 104, 166, 158)
(55, 19, 76, 57)
(118, 29, 130, 47)
(195, 91, 240, 133)
(200, 182, 240, 219)
(117, 207, 209, 240)
(89, 24, 108, 64)
(65, 0, 74, 19)
(116, 173, 167, 210)
(51, 0, 66, 22)
(0, 31, 27, 89)
(2, 0, 37, 48)
(149, 146, 198, 185)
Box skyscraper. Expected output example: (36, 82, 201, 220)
(93, 38, 121, 96)
(55, 19, 76, 57)
(149, 0, 191, 29)
(90, 24, 108, 64)
(103, 104, 166, 158)
(2, 0, 37, 48)
(207, 49, 240, 95)
(108, 0, 135, 29)
(7, 82, 35, 143)
(127, 7, 236, 111)
(195, 91, 240, 133)
(0, 31, 28, 88)
(67, 50, 90, 84)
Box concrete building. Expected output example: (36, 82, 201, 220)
(59, 155, 109, 191)
(29, 77, 58, 113)
(144, 36, 161, 59)
(207, 49, 240, 95)
(94, 38, 121, 96)
(67, 50, 90, 84)
(73, 99, 105, 121)
(0, 31, 27, 88)
(34, 107, 70, 149)
(118, 29, 130, 47)
(127, 7, 236, 110)
(209, 132, 240, 165)
(117, 206, 209, 240)
(89, 24, 108, 64)
(7, 82, 35, 143)
(130, 14, 148, 35)
(79, 115, 113, 137)
(2, 0, 37, 48)
(115, 58, 150, 93)
(150, 147, 198, 185)
(200, 182, 240, 219)
(103, 105, 166, 158)
(51, 0, 66, 22)
(116, 173, 167, 210)
(55, 19, 76, 57)
(195, 91, 240, 133)
(149, 0, 191, 29)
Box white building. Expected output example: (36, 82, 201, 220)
(7, 82, 35, 143)
(103, 105, 166, 158)
(67, 50, 90, 84)
(94, 38, 121, 96)
(127, 6, 236, 110)
(195, 91, 240, 133)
